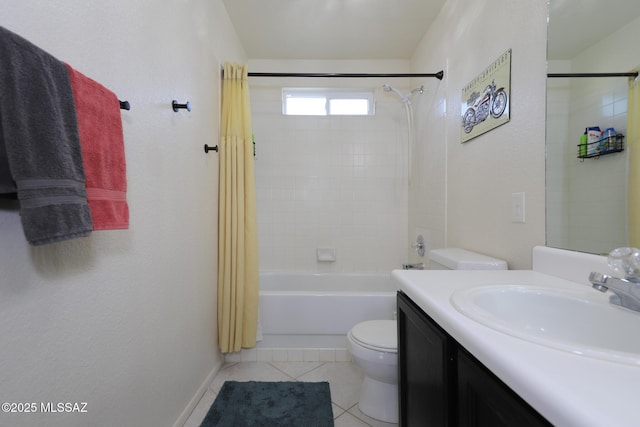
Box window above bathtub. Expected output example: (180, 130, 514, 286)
(282, 88, 375, 116)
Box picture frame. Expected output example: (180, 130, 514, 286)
(461, 49, 511, 143)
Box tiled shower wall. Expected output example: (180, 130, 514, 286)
(251, 86, 409, 273)
(547, 65, 629, 254)
(565, 75, 629, 254)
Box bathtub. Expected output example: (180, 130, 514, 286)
(257, 272, 397, 349)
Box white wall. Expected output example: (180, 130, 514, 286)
(409, 0, 548, 269)
(249, 59, 410, 273)
(546, 60, 572, 250)
(0, 1, 244, 426)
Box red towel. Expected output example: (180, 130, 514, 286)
(66, 64, 129, 230)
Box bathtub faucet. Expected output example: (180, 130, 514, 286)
(402, 262, 424, 270)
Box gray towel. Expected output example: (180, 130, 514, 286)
(0, 26, 92, 245)
(0, 117, 14, 193)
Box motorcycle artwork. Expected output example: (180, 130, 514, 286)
(462, 80, 508, 134)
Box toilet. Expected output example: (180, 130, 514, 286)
(347, 248, 507, 423)
(428, 247, 508, 270)
(347, 319, 398, 423)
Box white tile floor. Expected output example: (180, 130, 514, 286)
(183, 361, 398, 427)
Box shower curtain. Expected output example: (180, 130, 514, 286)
(629, 73, 640, 247)
(217, 62, 259, 353)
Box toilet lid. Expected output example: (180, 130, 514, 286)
(350, 320, 397, 351)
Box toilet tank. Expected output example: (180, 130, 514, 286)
(428, 248, 508, 270)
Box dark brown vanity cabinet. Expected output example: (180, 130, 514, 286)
(397, 290, 456, 426)
(397, 291, 552, 427)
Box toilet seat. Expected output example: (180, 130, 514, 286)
(349, 320, 397, 353)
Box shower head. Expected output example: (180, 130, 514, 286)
(383, 84, 424, 105)
(383, 84, 410, 104)
(383, 84, 402, 97)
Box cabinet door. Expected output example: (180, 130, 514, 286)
(457, 347, 552, 427)
(397, 291, 456, 427)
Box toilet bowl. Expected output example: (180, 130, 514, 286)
(347, 319, 398, 423)
(348, 249, 507, 423)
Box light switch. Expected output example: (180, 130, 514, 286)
(512, 192, 525, 223)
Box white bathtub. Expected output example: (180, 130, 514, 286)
(257, 272, 397, 348)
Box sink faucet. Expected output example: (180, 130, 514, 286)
(590, 247, 640, 312)
(589, 272, 640, 312)
(403, 262, 424, 270)
(589, 248, 640, 311)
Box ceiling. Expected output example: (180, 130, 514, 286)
(223, 1, 640, 62)
(548, 0, 640, 60)
(221, 0, 447, 60)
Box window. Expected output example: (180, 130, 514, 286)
(283, 88, 374, 116)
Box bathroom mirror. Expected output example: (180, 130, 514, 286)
(545, 1, 640, 255)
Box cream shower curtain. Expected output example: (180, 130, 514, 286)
(217, 62, 259, 353)
(629, 72, 640, 247)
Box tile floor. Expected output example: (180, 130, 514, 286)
(183, 361, 398, 427)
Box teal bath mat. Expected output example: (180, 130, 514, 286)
(200, 381, 334, 427)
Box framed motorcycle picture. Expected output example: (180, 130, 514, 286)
(461, 49, 511, 143)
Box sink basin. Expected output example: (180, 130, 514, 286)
(451, 285, 640, 365)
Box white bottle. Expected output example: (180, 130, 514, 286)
(586, 126, 601, 155)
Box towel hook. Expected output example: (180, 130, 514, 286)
(204, 144, 218, 153)
(172, 100, 191, 112)
(119, 100, 130, 110)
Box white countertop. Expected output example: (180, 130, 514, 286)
(392, 268, 640, 427)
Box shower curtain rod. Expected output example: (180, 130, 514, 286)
(233, 71, 444, 80)
(548, 72, 639, 78)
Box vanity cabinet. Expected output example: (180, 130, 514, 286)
(397, 290, 456, 426)
(397, 291, 552, 427)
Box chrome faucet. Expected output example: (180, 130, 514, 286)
(589, 247, 640, 312)
(589, 272, 640, 312)
(402, 262, 424, 270)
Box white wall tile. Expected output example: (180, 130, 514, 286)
(335, 349, 352, 362)
(287, 348, 304, 362)
(252, 84, 409, 273)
